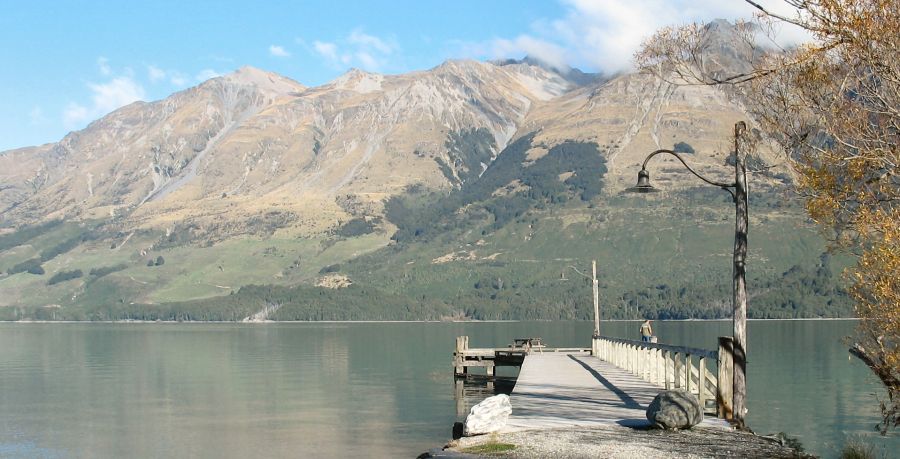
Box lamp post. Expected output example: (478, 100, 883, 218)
(625, 122, 749, 427)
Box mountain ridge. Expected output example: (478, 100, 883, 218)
(0, 56, 783, 236)
(0, 24, 822, 319)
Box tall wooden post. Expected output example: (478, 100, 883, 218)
(592, 260, 600, 338)
(733, 122, 749, 426)
(717, 336, 735, 419)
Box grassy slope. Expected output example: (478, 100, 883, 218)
(337, 194, 844, 320)
(0, 136, 850, 320)
(0, 221, 392, 315)
(0, 196, 847, 320)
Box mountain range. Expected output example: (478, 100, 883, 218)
(0, 49, 778, 234)
(0, 23, 849, 320)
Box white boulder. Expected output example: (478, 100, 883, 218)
(463, 394, 512, 436)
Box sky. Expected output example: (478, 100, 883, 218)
(0, 0, 804, 152)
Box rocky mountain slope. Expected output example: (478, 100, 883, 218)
(0, 23, 821, 318)
(0, 55, 781, 240)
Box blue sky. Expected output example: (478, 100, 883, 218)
(0, 0, 797, 152)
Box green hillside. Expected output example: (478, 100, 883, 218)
(0, 134, 851, 321)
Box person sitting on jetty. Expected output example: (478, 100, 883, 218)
(640, 319, 653, 343)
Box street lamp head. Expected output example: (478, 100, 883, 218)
(624, 168, 660, 193)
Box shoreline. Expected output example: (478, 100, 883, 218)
(431, 424, 810, 458)
(0, 317, 861, 324)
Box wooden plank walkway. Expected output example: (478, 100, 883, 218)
(502, 352, 731, 432)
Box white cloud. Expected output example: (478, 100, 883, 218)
(355, 51, 378, 70)
(347, 30, 393, 54)
(147, 64, 166, 83)
(467, 0, 812, 74)
(170, 72, 189, 87)
(97, 56, 111, 76)
(63, 103, 90, 128)
(269, 45, 291, 57)
(63, 75, 146, 130)
(87, 77, 145, 114)
(491, 36, 570, 70)
(195, 69, 221, 82)
(313, 40, 338, 62)
(551, 0, 761, 72)
(308, 29, 398, 72)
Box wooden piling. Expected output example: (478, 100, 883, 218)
(717, 336, 734, 419)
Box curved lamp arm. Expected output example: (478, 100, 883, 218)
(641, 149, 737, 200)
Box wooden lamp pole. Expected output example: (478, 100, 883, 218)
(626, 121, 749, 427)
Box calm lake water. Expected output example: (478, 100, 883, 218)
(0, 320, 896, 458)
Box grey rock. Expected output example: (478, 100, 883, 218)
(463, 394, 512, 436)
(646, 390, 703, 430)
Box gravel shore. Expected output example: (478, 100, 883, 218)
(432, 424, 809, 458)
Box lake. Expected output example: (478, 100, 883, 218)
(0, 320, 896, 458)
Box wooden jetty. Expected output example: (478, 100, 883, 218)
(503, 352, 729, 431)
(440, 335, 809, 458)
(454, 334, 736, 424)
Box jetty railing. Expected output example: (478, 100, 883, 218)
(593, 336, 735, 419)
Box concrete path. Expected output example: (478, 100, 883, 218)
(503, 353, 730, 432)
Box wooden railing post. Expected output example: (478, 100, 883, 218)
(663, 350, 670, 389)
(639, 345, 644, 379)
(627, 344, 632, 373)
(636, 344, 642, 377)
(674, 352, 682, 388)
(597, 337, 721, 408)
(626, 344, 631, 373)
(685, 354, 692, 394)
(699, 356, 708, 412)
(632, 344, 637, 375)
(654, 348, 660, 384)
(718, 336, 734, 419)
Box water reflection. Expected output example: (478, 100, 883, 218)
(454, 377, 517, 418)
(0, 321, 896, 458)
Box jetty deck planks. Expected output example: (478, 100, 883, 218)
(503, 353, 730, 432)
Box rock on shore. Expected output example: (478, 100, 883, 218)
(646, 390, 704, 430)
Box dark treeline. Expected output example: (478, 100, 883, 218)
(6, 224, 101, 275)
(615, 253, 850, 320)
(440, 127, 497, 185)
(47, 269, 83, 285)
(0, 220, 63, 251)
(386, 134, 607, 242)
(432, 254, 850, 321)
(89, 264, 128, 279)
(2, 251, 850, 321)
